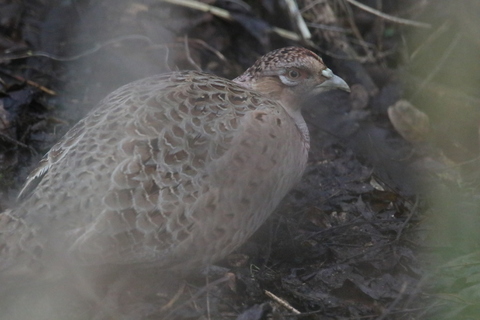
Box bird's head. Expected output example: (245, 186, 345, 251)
(234, 47, 350, 112)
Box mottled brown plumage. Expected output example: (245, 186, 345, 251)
(0, 47, 349, 279)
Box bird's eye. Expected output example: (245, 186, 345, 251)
(287, 69, 300, 79)
(279, 68, 305, 86)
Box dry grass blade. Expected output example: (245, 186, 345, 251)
(159, 0, 305, 42)
(264, 290, 301, 314)
(345, 0, 431, 29)
(284, 0, 312, 40)
(412, 33, 461, 99)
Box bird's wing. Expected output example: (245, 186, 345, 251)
(16, 123, 87, 201)
(66, 72, 307, 268)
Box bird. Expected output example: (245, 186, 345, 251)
(0, 47, 349, 283)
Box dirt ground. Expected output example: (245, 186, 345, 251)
(1, 0, 480, 319)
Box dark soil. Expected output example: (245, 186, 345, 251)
(1, 0, 479, 319)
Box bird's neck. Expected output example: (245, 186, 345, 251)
(232, 76, 310, 149)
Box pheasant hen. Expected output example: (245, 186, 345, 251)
(0, 47, 349, 280)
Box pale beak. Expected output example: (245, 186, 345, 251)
(316, 69, 350, 93)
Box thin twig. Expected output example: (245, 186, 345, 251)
(159, 282, 186, 312)
(264, 290, 301, 314)
(410, 20, 450, 61)
(183, 35, 202, 71)
(412, 33, 461, 99)
(306, 22, 350, 33)
(186, 39, 229, 64)
(300, 0, 328, 13)
(0, 132, 38, 155)
(0, 35, 155, 63)
(218, 0, 251, 11)
(163, 275, 231, 318)
(345, 0, 431, 29)
(284, 0, 311, 40)
(0, 69, 56, 95)
(340, 0, 374, 60)
(375, 282, 410, 320)
(395, 196, 419, 242)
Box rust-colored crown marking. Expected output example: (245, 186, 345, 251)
(0, 47, 349, 277)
